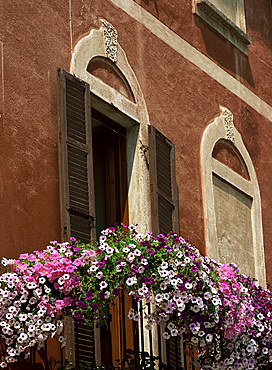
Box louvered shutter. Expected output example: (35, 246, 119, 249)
(58, 69, 95, 243)
(149, 126, 181, 369)
(149, 126, 179, 235)
(58, 69, 95, 366)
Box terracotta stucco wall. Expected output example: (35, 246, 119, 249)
(1, 0, 272, 285)
(132, 0, 272, 105)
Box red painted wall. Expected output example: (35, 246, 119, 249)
(1, 0, 272, 368)
(2, 0, 272, 277)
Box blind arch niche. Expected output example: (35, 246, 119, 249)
(201, 107, 266, 287)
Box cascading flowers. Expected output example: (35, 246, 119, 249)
(0, 224, 271, 369)
(0, 240, 95, 367)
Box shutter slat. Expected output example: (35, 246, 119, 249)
(67, 103, 85, 117)
(70, 213, 91, 241)
(70, 204, 89, 215)
(66, 94, 85, 108)
(149, 125, 179, 236)
(66, 113, 86, 128)
(156, 137, 172, 199)
(68, 163, 88, 177)
(75, 324, 95, 364)
(66, 78, 86, 145)
(68, 159, 88, 172)
(67, 124, 86, 138)
(76, 333, 95, 341)
(69, 177, 89, 189)
(69, 186, 89, 199)
(67, 123, 86, 137)
(69, 176, 89, 189)
(157, 174, 173, 197)
(67, 144, 90, 215)
(158, 195, 173, 235)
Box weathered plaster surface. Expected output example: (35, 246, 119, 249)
(112, 0, 272, 123)
(125, 0, 272, 108)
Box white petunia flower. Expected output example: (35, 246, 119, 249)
(99, 281, 108, 289)
(155, 294, 163, 303)
(162, 332, 170, 340)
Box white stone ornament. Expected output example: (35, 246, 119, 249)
(220, 106, 235, 143)
(101, 19, 118, 63)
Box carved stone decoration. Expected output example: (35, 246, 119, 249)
(101, 19, 118, 63)
(221, 106, 235, 143)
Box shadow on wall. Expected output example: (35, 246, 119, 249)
(194, 16, 255, 87)
(135, 0, 159, 17)
(244, 1, 272, 51)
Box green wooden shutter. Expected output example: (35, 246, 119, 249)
(149, 126, 179, 236)
(58, 69, 95, 366)
(58, 69, 96, 244)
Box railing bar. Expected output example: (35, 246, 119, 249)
(175, 337, 179, 369)
(183, 340, 188, 370)
(133, 300, 140, 369)
(122, 290, 127, 361)
(166, 339, 170, 370)
(60, 341, 64, 370)
(140, 301, 145, 369)
(157, 324, 162, 370)
(147, 303, 153, 358)
(119, 293, 123, 370)
(75, 321, 79, 366)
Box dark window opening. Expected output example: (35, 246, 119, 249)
(92, 109, 136, 369)
(92, 109, 129, 237)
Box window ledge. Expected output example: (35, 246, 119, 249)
(193, 0, 251, 55)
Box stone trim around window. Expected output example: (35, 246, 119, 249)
(201, 107, 266, 287)
(193, 0, 252, 55)
(68, 18, 156, 367)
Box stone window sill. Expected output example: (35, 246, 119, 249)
(193, 0, 251, 55)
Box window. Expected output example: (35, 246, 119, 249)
(58, 69, 137, 367)
(206, 0, 246, 30)
(58, 18, 184, 369)
(193, 0, 251, 54)
(58, 69, 181, 368)
(201, 107, 266, 286)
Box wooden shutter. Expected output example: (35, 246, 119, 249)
(58, 69, 95, 366)
(74, 323, 95, 365)
(58, 69, 96, 244)
(149, 126, 181, 369)
(149, 126, 179, 236)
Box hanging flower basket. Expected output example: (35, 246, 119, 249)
(0, 224, 271, 369)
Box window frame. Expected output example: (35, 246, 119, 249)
(61, 18, 182, 369)
(193, 0, 251, 54)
